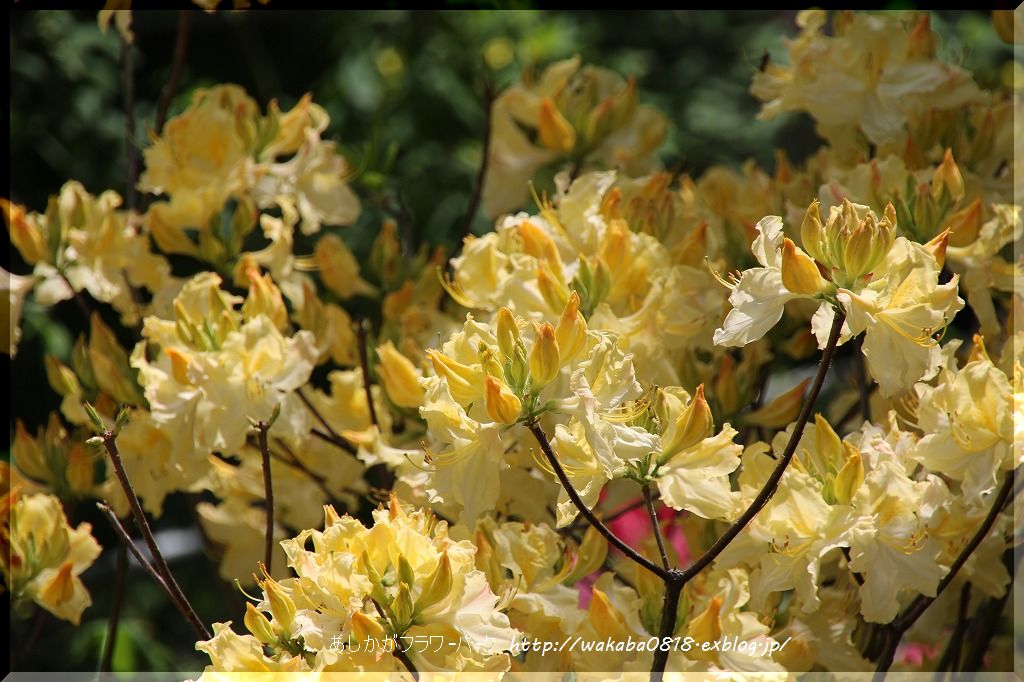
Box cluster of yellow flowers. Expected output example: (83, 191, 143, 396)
(4, 9, 1020, 676)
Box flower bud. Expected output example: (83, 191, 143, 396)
(529, 322, 560, 388)
(44, 355, 80, 397)
(241, 266, 288, 331)
(518, 220, 562, 268)
(244, 603, 277, 645)
(743, 378, 811, 429)
(485, 376, 522, 425)
(415, 552, 453, 614)
(495, 307, 521, 360)
(537, 260, 570, 313)
(391, 581, 415, 629)
(660, 384, 713, 460)
(426, 349, 480, 406)
(931, 149, 965, 203)
(555, 291, 588, 362)
(924, 229, 950, 269)
(833, 442, 864, 504)
(3, 200, 49, 265)
(376, 341, 424, 409)
(800, 200, 825, 264)
(350, 610, 386, 643)
(538, 97, 576, 153)
(260, 571, 296, 633)
(946, 198, 983, 247)
(781, 238, 827, 295)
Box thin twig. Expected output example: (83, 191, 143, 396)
(97, 503, 209, 639)
(458, 80, 494, 243)
(310, 427, 358, 456)
(643, 484, 671, 570)
(527, 421, 667, 580)
(155, 11, 192, 135)
(99, 543, 128, 675)
(255, 420, 275, 573)
(297, 387, 358, 455)
(678, 309, 846, 588)
(369, 598, 419, 680)
(272, 437, 343, 507)
(99, 430, 211, 639)
(874, 468, 1016, 677)
(357, 319, 380, 429)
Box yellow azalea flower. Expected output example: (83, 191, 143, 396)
(656, 422, 741, 522)
(3, 490, 101, 625)
(197, 501, 519, 673)
(713, 215, 825, 347)
(141, 85, 259, 227)
(5, 183, 171, 327)
(836, 238, 963, 396)
(752, 10, 982, 148)
(482, 57, 668, 218)
(197, 498, 288, 584)
(945, 204, 1022, 339)
(912, 341, 1014, 504)
(133, 273, 318, 458)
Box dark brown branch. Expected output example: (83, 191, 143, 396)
(678, 308, 846, 587)
(99, 429, 211, 639)
(310, 427, 358, 456)
(97, 503, 209, 639)
(255, 420, 275, 573)
(643, 484, 671, 570)
(155, 11, 192, 135)
(874, 468, 1016, 676)
(298, 387, 358, 456)
(527, 421, 668, 580)
(651, 572, 683, 679)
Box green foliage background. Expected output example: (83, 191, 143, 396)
(7, 8, 1007, 672)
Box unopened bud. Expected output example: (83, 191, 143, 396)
(529, 322, 560, 388)
(485, 376, 522, 425)
(781, 238, 827, 295)
(538, 97, 576, 153)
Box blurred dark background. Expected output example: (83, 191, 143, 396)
(7, 8, 1007, 673)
